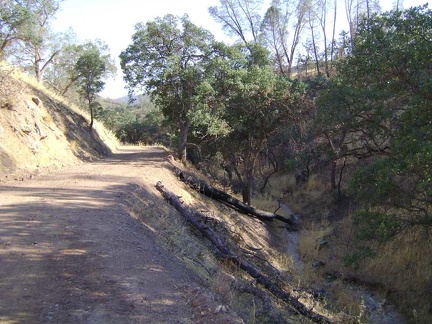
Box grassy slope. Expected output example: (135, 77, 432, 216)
(0, 63, 118, 182)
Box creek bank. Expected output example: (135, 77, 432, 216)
(279, 202, 405, 323)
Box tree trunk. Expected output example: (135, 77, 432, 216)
(178, 119, 190, 162)
(242, 183, 251, 206)
(155, 181, 329, 323)
(310, 20, 320, 75)
(242, 169, 253, 205)
(88, 99, 94, 131)
(175, 168, 299, 228)
(330, 0, 337, 70)
(331, 159, 337, 190)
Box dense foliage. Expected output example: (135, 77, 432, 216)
(314, 6, 432, 258)
(74, 41, 115, 130)
(120, 15, 226, 161)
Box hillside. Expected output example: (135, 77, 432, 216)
(0, 67, 322, 323)
(0, 63, 117, 182)
(0, 66, 408, 323)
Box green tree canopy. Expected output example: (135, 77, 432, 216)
(210, 44, 305, 204)
(318, 5, 432, 243)
(3, 0, 64, 82)
(120, 14, 227, 161)
(0, 0, 31, 56)
(74, 40, 115, 130)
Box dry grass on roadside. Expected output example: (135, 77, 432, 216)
(10, 62, 119, 151)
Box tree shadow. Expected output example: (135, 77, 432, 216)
(0, 178, 196, 323)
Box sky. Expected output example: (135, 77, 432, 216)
(52, 0, 228, 98)
(52, 0, 429, 99)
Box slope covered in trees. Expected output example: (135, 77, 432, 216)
(1, 0, 431, 321)
(119, 3, 431, 321)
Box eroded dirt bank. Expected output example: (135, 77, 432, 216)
(0, 146, 241, 324)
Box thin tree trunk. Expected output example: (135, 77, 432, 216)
(331, 159, 337, 190)
(89, 99, 94, 131)
(178, 119, 190, 162)
(309, 20, 320, 75)
(330, 0, 337, 69)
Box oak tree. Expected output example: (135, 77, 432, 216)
(120, 14, 220, 161)
(74, 40, 115, 131)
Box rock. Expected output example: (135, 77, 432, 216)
(21, 124, 32, 134)
(318, 240, 329, 249)
(31, 141, 40, 154)
(32, 97, 41, 106)
(312, 260, 326, 268)
(214, 305, 229, 314)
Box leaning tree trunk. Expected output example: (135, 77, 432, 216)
(155, 182, 329, 323)
(174, 167, 299, 228)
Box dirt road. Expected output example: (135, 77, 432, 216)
(0, 146, 239, 324)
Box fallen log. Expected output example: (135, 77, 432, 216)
(174, 169, 299, 229)
(155, 181, 331, 324)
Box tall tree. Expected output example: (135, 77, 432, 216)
(0, 0, 30, 56)
(259, 0, 308, 76)
(42, 28, 84, 96)
(74, 40, 115, 131)
(209, 0, 262, 46)
(318, 5, 432, 241)
(314, 0, 333, 76)
(215, 44, 305, 204)
(120, 15, 221, 161)
(306, 2, 321, 75)
(6, 0, 63, 83)
(344, 0, 380, 44)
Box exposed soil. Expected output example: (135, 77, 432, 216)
(0, 146, 243, 324)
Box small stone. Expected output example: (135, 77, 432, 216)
(21, 124, 32, 134)
(215, 305, 229, 314)
(312, 260, 326, 268)
(32, 97, 41, 106)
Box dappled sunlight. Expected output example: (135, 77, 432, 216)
(59, 249, 88, 256)
(0, 146, 212, 322)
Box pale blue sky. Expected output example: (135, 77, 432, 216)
(52, 0, 429, 99)
(53, 0, 227, 98)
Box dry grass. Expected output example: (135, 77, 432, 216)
(361, 234, 432, 322)
(0, 61, 119, 182)
(123, 165, 341, 322)
(290, 172, 432, 322)
(326, 281, 369, 321)
(298, 226, 333, 263)
(12, 63, 119, 151)
(0, 62, 24, 107)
